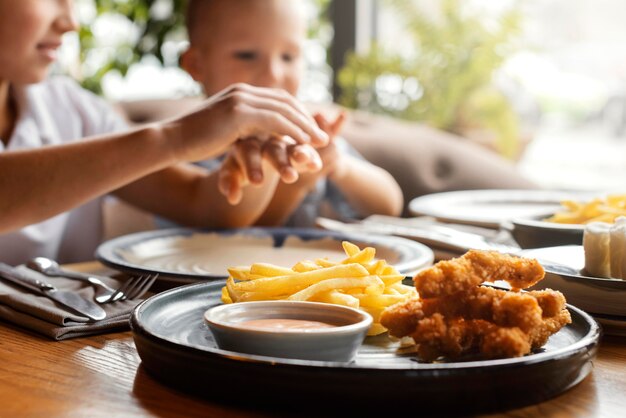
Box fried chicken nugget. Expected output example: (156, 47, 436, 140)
(409, 314, 532, 361)
(413, 250, 545, 298)
(380, 250, 571, 362)
(382, 286, 544, 336)
(529, 309, 572, 349)
(379, 297, 425, 338)
(527, 289, 567, 318)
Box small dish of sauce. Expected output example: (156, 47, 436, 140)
(236, 318, 336, 332)
(204, 300, 373, 362)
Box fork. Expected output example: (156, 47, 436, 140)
(98, 273, 159, 304)
(27, 257, 127, 304)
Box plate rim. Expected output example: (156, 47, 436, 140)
(408, 189, 596, 228)
(95, 226, 435, 281)
(131, 280, 601, 371)
(510, 217, 585, 231)
(523, 245, 626, 288)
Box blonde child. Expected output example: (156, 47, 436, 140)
(180, 0, 404, 227)
(0, 0, 327, 264)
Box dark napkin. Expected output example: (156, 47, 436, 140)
(0, 265, 146, 340)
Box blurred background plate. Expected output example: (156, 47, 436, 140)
(504, 216, 585, 249)
(130, 281, 599, 415)
(96, 227, 434, 283)
(408, 189, 595, 229)
(522, 245, 626, 333)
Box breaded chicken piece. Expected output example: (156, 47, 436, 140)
(463, 250, 546, 290)
(380, 250, 571, 362)
(382, 286, 544, 336)
(527, 289, 567, 318)
(408, 314, 532, 361)
(529, 309, 572, 348)
(413, 250, 545, 298)
(379, 297, 425, 338)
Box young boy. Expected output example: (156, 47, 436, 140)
(180, 0, 404, 227)
(0, 0, 328, 264)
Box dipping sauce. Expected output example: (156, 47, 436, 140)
(237, 318, 337, 332)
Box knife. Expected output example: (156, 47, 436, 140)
(0, 262, 107, 321)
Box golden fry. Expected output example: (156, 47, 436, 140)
(249, 263, 295, 277)
(342, 241, 360, 256)
(231, 263, 369, 293)
(227, 266, 256, 281)
(311, 290, 360, 308)
(221, 286, 232, 303)
(288, 276, 383, 301)
(342, 246, 376, 264)
(292, 260, 320, 272)
(545, 194, 626, 224)
(315, 258, 338, 268)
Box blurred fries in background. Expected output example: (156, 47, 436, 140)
(545, 194, 626, 224)
(221, 241, 417, 336)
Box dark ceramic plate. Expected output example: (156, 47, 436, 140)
(504, 216, 584, 249)
(130, 281, 600, 415)
(96, 227, 434, 284)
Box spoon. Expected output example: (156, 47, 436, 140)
(27, 257, 122, 303)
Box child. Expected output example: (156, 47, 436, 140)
(0, 0, 328, 264)
(180, 0, 404, 227)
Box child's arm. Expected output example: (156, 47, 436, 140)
(113, 158, 283, 228)
(313, 112, 404, 218)
(256, 112, 404, 226)
(0, 84, 327, 232)
(326, 153, 404, 218)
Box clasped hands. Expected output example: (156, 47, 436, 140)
(217, 111, 347, 205)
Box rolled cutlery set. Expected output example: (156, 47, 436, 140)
(0, 258, 157, 321)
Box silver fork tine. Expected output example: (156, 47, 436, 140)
(105, 275, 138, 303)
(118, 274, 145, 300)
(101, 273, 158, 303)
(126, 273, 158, 300)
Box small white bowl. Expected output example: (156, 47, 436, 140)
(204, 301, 373, 362)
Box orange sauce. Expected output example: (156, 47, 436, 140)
(237, 318, 336, 332)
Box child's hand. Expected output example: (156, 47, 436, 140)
(314, 111, 346, 142)
(264, 138, 322, 178)
(311, 111, 348, 179)
(217, 136, 323, 205)
(217, 138, 263, 205)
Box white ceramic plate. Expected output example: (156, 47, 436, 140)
(96, 227, 435, 283)
(520, 245, 626, 334)
(408, 189, 596, 228)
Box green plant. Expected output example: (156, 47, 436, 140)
(337, 0, 524, 159)
(76, 0, 188, 95)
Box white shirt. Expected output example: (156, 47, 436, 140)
(0, 76, 127, 264)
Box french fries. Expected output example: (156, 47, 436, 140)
(221, 241, 418, 336)
(545, 194, 626, 224)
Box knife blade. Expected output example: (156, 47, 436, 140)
(0, 262, 107, 321)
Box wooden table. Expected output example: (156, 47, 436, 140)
(2, 263, 626, 418)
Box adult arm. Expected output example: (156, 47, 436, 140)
(0, 84, 327, 232)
